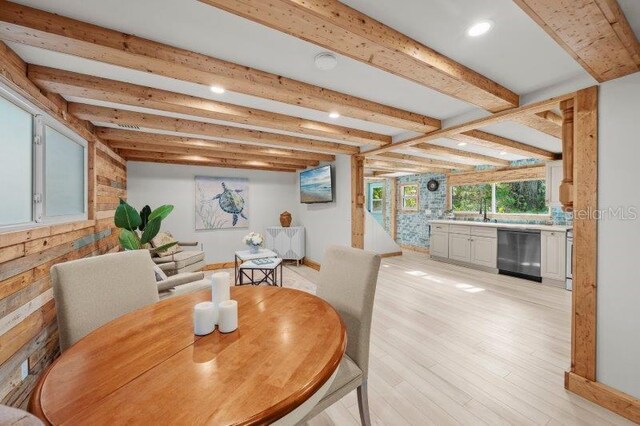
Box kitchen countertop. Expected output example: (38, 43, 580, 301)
(429, 219, 571, 232)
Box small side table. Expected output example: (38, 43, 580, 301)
(234, 248, 278, 284)
(238, 258, 283, 286)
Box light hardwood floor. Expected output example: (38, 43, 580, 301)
(302, 251, 633, 426)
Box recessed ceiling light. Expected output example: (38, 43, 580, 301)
(467, 21, 493, 37)
(457, 142, 467, 147)
(329, 112, 340, 119)
(210, 86, 225, 94)
(315, 52, 338, 70)
(499, 151, 507, 155)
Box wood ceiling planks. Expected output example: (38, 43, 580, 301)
(28, 65, 390, 147)
(514, 0, 640, 82)
(68, 103, 359, 155)
(371, 153, 474, 170)
(200, 0, 519, 112)
(448, 130, 558, 159)
(97, 128, 336, 162)
(411, 144, 511, 167)
(0, 0, 439, 133)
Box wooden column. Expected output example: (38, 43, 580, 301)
(560, 99, 574, 210)
(389, 178, 397, 241)
(351, 156, 365, 249)
(570, 86, 598, 381)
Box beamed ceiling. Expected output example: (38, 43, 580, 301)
(0, 0, 638, 173)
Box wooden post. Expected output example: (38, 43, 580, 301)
(560, 98, 574, 211)
(570, 86, 598, 381)
(351, 156, 365, 249)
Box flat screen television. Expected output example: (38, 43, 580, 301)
(300, 165, 333, 204)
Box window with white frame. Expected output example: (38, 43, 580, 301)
(400, 183, 419, 211)
(0, 85, 88, 230)
(451, 180, 548, 215)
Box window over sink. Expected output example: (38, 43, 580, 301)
(452, 180, 548, 215)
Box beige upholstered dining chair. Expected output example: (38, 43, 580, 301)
(51, 250, 159, 352)
(302, 245, 381, 426)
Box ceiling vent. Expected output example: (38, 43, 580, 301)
(117, 123, 141, 130)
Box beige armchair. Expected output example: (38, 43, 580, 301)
(302, 245, 381, 425)
(150, 232, 205, 276)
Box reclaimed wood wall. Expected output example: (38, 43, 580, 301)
(0, 149, 125, 408)
(0, 41, 127, 408)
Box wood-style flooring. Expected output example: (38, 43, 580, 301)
(301, 251, 633, 425)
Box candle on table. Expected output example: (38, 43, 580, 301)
(193, 302, 216, 336)
(211, 272, 230, 324)
(218, 300, 238, 333)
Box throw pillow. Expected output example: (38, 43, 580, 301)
(151, 231, 179, 257)
(153, 264, 168, 281)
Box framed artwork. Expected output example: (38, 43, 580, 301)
(195, 176, 248, 230)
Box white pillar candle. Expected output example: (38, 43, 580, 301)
(193, 302, 216, 336)
(211, 272, 231, 324)
(218, 300, 238, 333)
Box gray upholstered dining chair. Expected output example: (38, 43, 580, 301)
(51, 250, 159, 352)
(302, 245, 381, 426)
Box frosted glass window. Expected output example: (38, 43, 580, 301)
(0, 96, 33, 226)
(45, 126, 85, 217)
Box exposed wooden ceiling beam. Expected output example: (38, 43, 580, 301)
(360, 93, 574, 156)
(200, 0, 519, 112)
(372, 153, 473, 170)
(119, 150, 300, 172)
(514, 0, 640, 82)
(537, 110, 563, 126)
(28, 65, 390, 147)
(364, 159, 449, 175)
(448, 130, 558, 160)
(412, 144, 511, 167)
(68, 103, 358, 155)
(0, 1, 440, 133)
(105, 140, 318, 168)
(97, 128, 335, 163)
(511, 113, 561, 138)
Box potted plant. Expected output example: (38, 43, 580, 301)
(114, 199, 177, 252)
(243, 232, 264, 254)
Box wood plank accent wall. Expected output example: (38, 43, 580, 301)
(0, 40, 126, 409)
(0, 151, 125, 409)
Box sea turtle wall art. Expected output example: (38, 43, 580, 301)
(195, 176, 249, 230)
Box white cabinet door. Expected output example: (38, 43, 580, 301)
(470, 236, 497, 268)
(449, 233, 471, 263)
(546, 160, 563, 207)
(541, 230, 566, 280)
(430, 232, 449, 258)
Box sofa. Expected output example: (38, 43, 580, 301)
(150, 232, 206, 276)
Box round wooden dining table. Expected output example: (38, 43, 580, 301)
(29, 286, 346, 425)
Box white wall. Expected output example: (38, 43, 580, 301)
(297, 155, 351, 262)
(127, 162, 299, 263)
(597, 72, 640, 398)
(364, 210, 401, 254)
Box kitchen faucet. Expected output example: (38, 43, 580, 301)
(479, 198, 489, 222)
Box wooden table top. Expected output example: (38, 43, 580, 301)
(29, 286, 346, 425)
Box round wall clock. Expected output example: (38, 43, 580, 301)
(427, 179, 439, 192)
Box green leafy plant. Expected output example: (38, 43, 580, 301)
(114, 199, 177, 252)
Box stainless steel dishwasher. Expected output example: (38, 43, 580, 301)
(497, 228, 542, 282)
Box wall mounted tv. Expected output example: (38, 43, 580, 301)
(300, 165, 333, 204)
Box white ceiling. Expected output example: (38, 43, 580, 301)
(7, 0, 608, 161)
(619, 0, 640, 39)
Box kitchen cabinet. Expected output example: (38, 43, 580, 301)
(541, 230, 566, 280)
(546, 160, 563, 207)
(430, 231, 449, 258)
(448, 232, 471, 263)
(470, 236, 497, 268)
